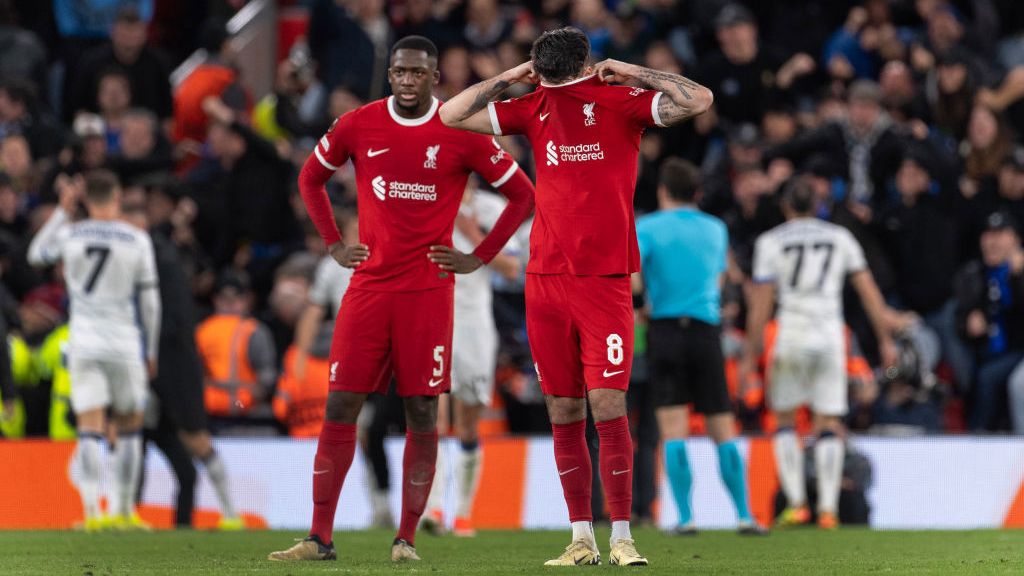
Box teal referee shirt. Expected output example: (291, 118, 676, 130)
(636, 206, 728, 324)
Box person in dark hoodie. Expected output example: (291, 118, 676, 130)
(954, 211, 1024, 431)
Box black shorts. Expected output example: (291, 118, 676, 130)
(647, 317, 731, 414)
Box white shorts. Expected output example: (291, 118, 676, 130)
(768, 344, 847, 416)
(451, 314, 497, 406)
(69, 355, 147, 414)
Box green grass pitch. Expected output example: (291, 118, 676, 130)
(4, 528, 1024, 575)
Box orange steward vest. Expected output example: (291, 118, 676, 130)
(273, 346, 329, 437)
(196, 314, 259, 416)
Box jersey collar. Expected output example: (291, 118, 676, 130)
(387, 96, 439, 126)
(540, 74, 597, 88)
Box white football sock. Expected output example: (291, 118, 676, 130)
(455, 444, 482, 519)
(610, 520, 632, 544)
(571, 520, 596, 545)
(773, 429, 806, 507)
(201, 450, 237, 519)
(76, 433, 103, 519)
(114, 432, 143, 517)
(815, 435, 844, 515)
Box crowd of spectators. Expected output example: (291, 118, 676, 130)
(0, 0, 1023, 440)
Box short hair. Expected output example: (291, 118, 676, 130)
(391, 35, 438, 61)
(781, 176, 816, 215)
(658, 157, 701, 202)
(531, 27, 589, 84)
(84, 170, 120, 205)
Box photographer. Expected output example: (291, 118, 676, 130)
(869, 311, 945, 435)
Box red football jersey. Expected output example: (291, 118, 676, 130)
(488, 75, 664, 275)
(314, 96, 521, 292)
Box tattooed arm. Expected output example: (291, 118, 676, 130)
(593, 59, 713, 126)
(439, 61, 537, 133)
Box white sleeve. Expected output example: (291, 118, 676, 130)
(137, 235, 161, 361)
(751, 234, 778, 284)
(842, 229, 867, 274)
(474, 192, 521, 253)
(27, 207, 71, 266)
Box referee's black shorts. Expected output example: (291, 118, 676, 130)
(647, 317, 731, 414)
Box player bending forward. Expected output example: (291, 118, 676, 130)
(269, 35, 533, 563)
(740, 178, 896, 530)
(441, 27, 712, 566)
(421, 185, 523, 536)
(28, 171, 161, 531)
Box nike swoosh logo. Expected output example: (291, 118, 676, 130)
(612, 469, 630, 476)
(558, 466, 579, 476)
(540, 112, 550, 121)
(313, 470, 329, 475)
(410, 479, 431, 486)
(428, 378, 443, 388)
(603, 369, 625, 378)
(367, 148, 390, 157)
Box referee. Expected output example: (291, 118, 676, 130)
(635, 158, 766, 535)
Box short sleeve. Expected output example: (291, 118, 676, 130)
(313, 111, 355, 171)
(488, 95, 533, 136)
(308, 258, 335, 307)
(636, 218, 653, 264)
(841, 229, 867, 274)
(609, 86, 665, 129)
(716, 220, 729, 274)
(463, 134, 521, 189)
(751, 234, 778, 284)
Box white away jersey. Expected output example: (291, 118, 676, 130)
(453, 190, 520, 314)
(752, 218, 866, 325)
(308, 255, 354, 318)
(29, 209, 160, 362)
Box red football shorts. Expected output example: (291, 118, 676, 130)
(525, 274, 633, 398)
(328, 285, 454, 397)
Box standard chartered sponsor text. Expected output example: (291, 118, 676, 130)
(389, 180, 437, 201)
(559, 142, 604, 162)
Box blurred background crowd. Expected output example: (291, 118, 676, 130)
(1, 0, 1024, 444)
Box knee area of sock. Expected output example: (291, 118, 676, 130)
(715, 439, 741, 459)
(817, 430, 839, 441)
(319, 421, 357, 447)
(406, 428, 439, 444)
(551, 419, 586, 442)
(595, 415, 629, 436)
(459, 439, 479, 452)
(664, 438, 687, 451)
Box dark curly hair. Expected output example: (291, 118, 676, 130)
(530, 27, 589, 84)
